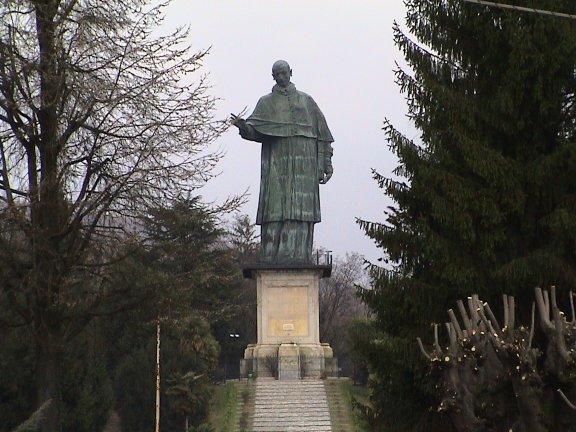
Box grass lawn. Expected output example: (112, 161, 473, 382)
(207, 382, 238, 432)
(325, 378, 370, 432)
(207, 380, 255, 432)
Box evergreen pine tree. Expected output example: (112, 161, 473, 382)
(102, 197, 233, 431)
(358, 1, 576, 430)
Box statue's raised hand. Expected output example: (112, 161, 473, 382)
(230, 113, 247, 132)
(319, 170, 332, 184)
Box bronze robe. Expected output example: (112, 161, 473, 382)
(240, 83, 333, 263)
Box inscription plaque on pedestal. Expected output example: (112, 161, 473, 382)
(257, 269, 322, 345)
(267, 286, 308, 337)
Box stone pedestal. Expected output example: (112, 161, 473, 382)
(240, 264, 337, 380)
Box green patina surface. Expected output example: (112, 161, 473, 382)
(232, 61, 334, 264)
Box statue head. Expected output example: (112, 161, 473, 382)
(271, 60, 292, 88)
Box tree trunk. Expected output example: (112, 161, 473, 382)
(32, 3, 65, 430)
(36, 329, 62, 432)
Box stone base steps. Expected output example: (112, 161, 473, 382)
(236, 380, 332, 432)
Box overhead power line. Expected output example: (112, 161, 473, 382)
(460, 0, 576, 20)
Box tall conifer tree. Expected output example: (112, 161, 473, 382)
(358, 1, 576, 430)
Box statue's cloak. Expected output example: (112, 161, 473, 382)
(243, 83, 333, 225)
(247, 83, 334, 142)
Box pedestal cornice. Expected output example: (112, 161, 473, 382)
(242, 262, 332, 279)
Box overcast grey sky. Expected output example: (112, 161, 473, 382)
(163, 1, 413, 263)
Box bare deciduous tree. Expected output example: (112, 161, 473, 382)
(0, 1, 230, 430)
(319, 252, 369, 375)
(319, 252, 369, 340)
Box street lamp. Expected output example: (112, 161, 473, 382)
(224, 333, 240, 381)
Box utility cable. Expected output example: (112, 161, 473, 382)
(460, 0, 576, 21)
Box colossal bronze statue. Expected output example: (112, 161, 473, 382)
(231, 60, 334, 264)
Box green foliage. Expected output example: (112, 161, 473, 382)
(0, 324, 113, 432)
(348, 318, 444, 431)
(105, 312, 219, 432)
(139, 197, 240, 317)
(324, 379, 365, 432)
(102, 198, 240, 431)
(113, 340, 154, 432)
(1, 191, 246, 431)
(140, 203, 258, 383)
(211, 214, 258, 380)
(358, 1, 576, 430)
(208, 382, 257, 432)
(206, 382, 239, 432)
(165, 373, 212, 427)
(60, 324, 114, 432)
(226, 214, 259, 265)
(160, 316, 219, 431)
(347, 318, 379, 386)
(0, 329, 35, 432)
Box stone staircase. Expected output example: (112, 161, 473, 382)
(240, 380, 332, 431)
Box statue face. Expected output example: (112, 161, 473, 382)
(272, 66, 291, 88)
